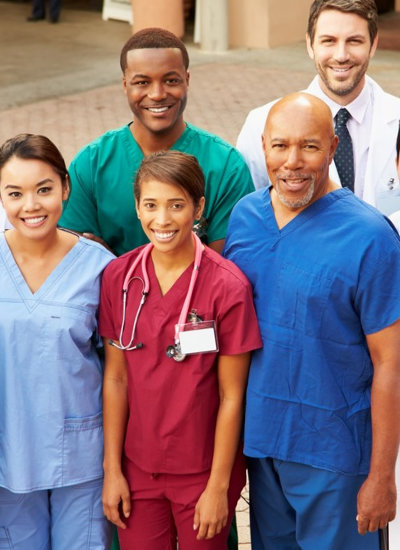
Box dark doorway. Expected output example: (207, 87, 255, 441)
(376, 0, 395, 13)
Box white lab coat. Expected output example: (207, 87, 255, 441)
(237, 76, 400, 216)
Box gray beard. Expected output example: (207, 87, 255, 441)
(275, 179, 315, 209)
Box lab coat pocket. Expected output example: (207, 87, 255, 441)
(0, 528, 11, 550)
(62, 412, 103, 484)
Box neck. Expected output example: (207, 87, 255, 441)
(6, 228, 62, 258)
(131, 119, 186, 156)
(318, 76, 366, 107)
(151, 237, 195, 272)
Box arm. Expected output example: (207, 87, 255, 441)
(102, 339, 131, 529)
(356, 318, 400, 534)
(208, 239, 225, 255)
(193, 352, 250, 540)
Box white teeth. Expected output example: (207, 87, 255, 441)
(148, 106, 169, 113)
(24, 216, 45, 225)
(332, 67, 350, 72)
(154, 231, 175, 240)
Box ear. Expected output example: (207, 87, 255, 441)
(135, 199, 140, 219)
(261, 133, 267, 156)
(62, 174, 70, 201)
(122, 75, 127, 95)
(369, 34, 378, 59)
(306, 33, 314, 60)
(195, 196, 205, 221)
(185, 70, 190, 87)
(329, 135, 339, 164)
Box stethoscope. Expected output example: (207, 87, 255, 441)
(111, 232, 203, 362)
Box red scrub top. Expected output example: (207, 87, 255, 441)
(99, 246, 262, 475)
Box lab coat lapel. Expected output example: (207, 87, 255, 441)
(363, 77, 400, 206)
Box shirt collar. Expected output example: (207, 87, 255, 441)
(308, 76, 372, 125)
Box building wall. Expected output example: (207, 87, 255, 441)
(229, 0, 311, 49)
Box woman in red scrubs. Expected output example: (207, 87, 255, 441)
(99, 151, 261, 550)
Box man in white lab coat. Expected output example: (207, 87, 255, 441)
(237, 0, 400, 216)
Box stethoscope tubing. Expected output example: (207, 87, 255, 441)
(114, 232, 203, 353)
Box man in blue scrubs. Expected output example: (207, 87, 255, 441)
(224, 92, 400, 550)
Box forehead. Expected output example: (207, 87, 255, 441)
(266, 104, 331, 142)
(139, 178, 189, 199)
(314, 9, 370, 40)
(0, 157, 61, 189)
(125, 47, 186, 74)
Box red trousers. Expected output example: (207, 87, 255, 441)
(118, 454, 246, 550)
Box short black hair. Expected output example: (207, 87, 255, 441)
(120, 27, 189, 73)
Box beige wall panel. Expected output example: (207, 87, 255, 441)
(229, 0, 312, 49)
(132, 0, 184, 38)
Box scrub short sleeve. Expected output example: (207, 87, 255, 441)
(60, 150, 101, 237)
(98, 262, 119, 341)
(205, 150, 255, 244)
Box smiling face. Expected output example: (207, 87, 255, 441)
(306, 9, 377, 105)
(0, 156, 69, 241)
(123, 47, 189, 144)
(136, 178, 204, 260)
(263, 94, 338, 213)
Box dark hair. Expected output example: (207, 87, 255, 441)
(307, 0, 378, 45)
(134, 151, 205, 207)
(0, 133, 68, 187)
(120, 27, 189, 73)
(396, 122, 400, 161)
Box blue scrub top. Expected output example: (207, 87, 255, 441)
(0, 235, 114, 492)
(224, 187, 400, 475)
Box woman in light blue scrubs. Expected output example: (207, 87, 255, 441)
(0, 134, 114, 549)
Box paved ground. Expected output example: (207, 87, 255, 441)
(1, 2, 400, 547)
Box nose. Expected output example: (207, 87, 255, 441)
(147, 81, 167, 101)
(22, 193, 40, 211)
(283, 146, 303, 170)
(332, 40, 349, 63)
(155, 207, 171, 226)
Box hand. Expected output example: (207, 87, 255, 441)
(356, 475, 397, 534)
(102, 470, 131, 529)
(193, 486, 229, 540)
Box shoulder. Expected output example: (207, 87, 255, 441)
(231, 188, 265, 219)
(183, 123, 246, 161)
(332, 191, 400, 248)
(77, 235, 116, 262)
(367, 76, 400, 112)
(201, 246, 253, 290)
(70, 125, 131, 164)
(102, 246, 144, 280)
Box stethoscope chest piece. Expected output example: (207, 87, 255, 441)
(166, 344, 186, 362)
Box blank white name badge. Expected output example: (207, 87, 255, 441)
(177, 320, 219, 355)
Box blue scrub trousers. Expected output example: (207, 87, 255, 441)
(248, 458, 379, 550)
(0, 478, 113, 550)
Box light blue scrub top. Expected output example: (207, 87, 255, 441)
(0, 234, 114, 493)
(224, 187, 400, 476)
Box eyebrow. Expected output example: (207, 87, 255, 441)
(132, 70, 182, 79)
(142, 197, 186, 201)
(4, 178, 54, 190)
(317, 33, 366, 40)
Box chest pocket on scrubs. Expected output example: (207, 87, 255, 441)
(45, 307, 94, 360)
(62, 412, 103, 484)
(272, 262, 332, 338)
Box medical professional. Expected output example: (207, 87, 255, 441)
(0, 134, 114, 549)
(99, 150, 262, 550)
